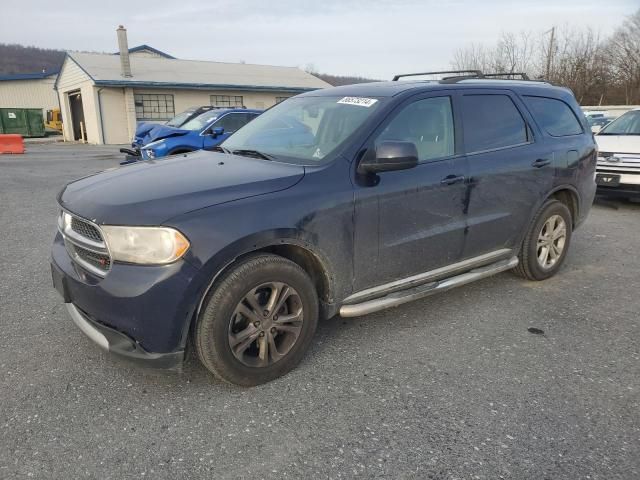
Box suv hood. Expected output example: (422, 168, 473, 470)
(145, 125, 191, 144)
(59, 150, 305, 225)
(595, 135, 640, 154)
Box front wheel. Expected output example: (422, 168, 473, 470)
(514, 199, 573, 281)
(195, 254, 318, 386)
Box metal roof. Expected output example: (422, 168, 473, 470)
(0, 70, 59, 81)
(112, 44, 175, 59)
(67, 52, 331, 92)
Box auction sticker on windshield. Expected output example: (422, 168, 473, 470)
(337, 97, 378, 107)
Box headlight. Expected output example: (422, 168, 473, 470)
(58, 210, 71, 231)
(101, 226, 190, 265)
(142, 140, 166, 159)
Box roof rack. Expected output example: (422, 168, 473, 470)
(392, 70, 483, 81)
(392, 70, 536, 83)
(483, 72, 530, 80)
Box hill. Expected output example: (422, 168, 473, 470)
(0, 44, 66, 75)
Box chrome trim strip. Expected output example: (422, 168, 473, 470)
(343, 248, 512, 305)
(65, 243, 110, 278)
(63, 226, 107, 251)
(340, 257, 518, 317)
(66, 303, 109, 350)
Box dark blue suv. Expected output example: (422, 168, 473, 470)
(51, 72, 597, 385)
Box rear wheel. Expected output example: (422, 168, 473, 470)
(195, 254, 318, 386)
(514, 200, 572, 281)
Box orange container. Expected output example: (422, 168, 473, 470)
(0, 134, 25, 154)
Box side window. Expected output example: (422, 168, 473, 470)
(524, 96, 583, 136)
(214, 114, 247, 133)
(461, 94, 529, 153)
(376, 96, 455, 162)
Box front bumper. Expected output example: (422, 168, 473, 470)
(596, 156, 640, 197)
(64, 302, 184, 368)
(51, 231, 205, 368)
(596, 168, 640, 198)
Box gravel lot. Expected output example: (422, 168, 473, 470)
(1, 143, 639, 479)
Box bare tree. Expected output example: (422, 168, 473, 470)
(452, 43, 493, 72)
(606, 9, 640, 104)
(450, 8, 640, 105)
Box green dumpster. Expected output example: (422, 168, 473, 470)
(0, 108, 46, 137)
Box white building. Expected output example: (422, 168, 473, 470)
(54, 26, 330, 144)
(0, 71, 59, 120)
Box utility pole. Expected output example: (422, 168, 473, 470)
(545, 26, 555, 80)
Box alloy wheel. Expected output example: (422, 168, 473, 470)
(228, 282, 304, 367)
(536, 214, 567, 269)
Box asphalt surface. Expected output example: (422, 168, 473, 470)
(1, 143, 639, 479)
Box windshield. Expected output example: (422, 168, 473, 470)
(222, 95, 383, 163)
(180, 110, 220, 131)
(588, 117, 611, 127)
(166, 109, 196, 127)
(599, 110, 640, 135)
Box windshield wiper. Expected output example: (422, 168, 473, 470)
(232, 149, 277, 161)
(211, 145, 231, 154)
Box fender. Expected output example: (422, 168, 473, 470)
(548, 184, 581, 221)
(515, 183, 581, 252)
(196, 228, 337, 300)
(177, 229, 341, 349)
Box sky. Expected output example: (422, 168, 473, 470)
(2, 0, 637, 79)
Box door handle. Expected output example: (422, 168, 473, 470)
(532, 158, 551, 168)
(440, 174, 466, 185)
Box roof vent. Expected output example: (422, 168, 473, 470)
(116, 25, 132, 78)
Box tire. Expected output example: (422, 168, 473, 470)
(514, 199, 573, 281)
(195, 254, 318, 386)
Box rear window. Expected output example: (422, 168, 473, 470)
(461, 94, 529, 153)
(524, 96, 583, 136)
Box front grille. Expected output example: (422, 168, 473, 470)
(71, 217, 103, 242)
(60, 211, 111, 277)
(74, 245, 111, 270)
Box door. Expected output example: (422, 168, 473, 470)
(203, 113, 258, 150)
(460, 90, 555, 259)
(68, 91, 86, 141)
(353, 94, 469, 290)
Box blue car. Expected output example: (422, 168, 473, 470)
(139, 108, 261, 160)
(132, 105, 216, 149)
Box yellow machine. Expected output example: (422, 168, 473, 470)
(45, 108, 63, 132)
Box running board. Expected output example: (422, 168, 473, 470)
(339, 256, 518, 317)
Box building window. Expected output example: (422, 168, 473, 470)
(211, 95, 244, 108)
(275, 96, 290, 104)
(134, 94, 174, 120)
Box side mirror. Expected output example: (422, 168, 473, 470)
(210, 126, 225, 138)
(591, 125, 602, 134)
(358, 141, 419, 175)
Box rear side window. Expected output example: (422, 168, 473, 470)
(524, 96, 583, 136)
(461, 94, 529, 153)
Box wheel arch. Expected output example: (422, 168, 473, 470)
(182, 232, 338, 349)
(168, 147, 195, 156)
(547, 185, 580, 227)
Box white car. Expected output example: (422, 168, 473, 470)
(595, 108, 640, 200)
